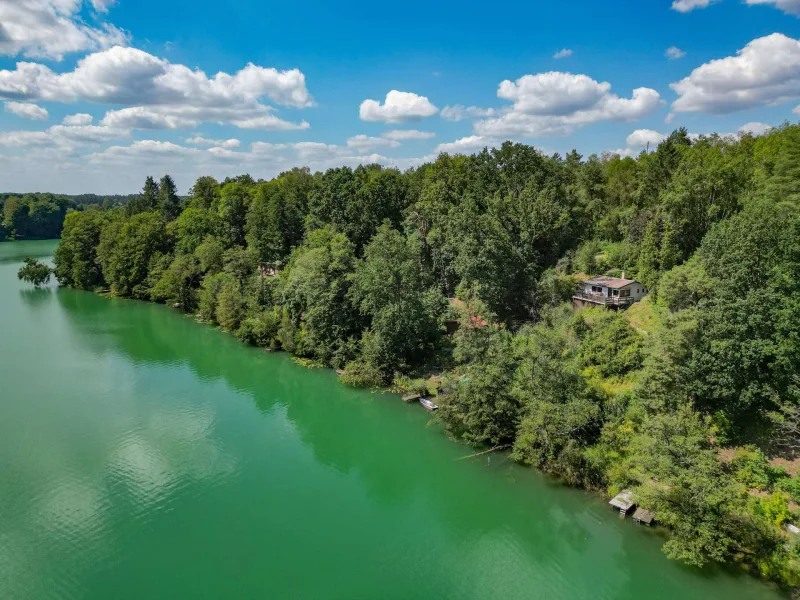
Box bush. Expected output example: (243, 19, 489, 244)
(235, 308, 281, 347)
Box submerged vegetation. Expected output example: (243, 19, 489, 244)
(52, 125, 800, 586)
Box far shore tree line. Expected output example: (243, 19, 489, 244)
(20, 124, 800, 587)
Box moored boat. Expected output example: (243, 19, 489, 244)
(420, 397, 438, 411)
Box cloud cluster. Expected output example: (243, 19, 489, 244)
(0, 0, 128, 61)
(0, 122, 129, 148)
(553, 49, 573, 59)
(0, 45, 313, 130)
(671, 0, 716, 12)
(473, 72, 662, 137)
(433, 135, 498, 155)
(63, 113, 93, 125)
(346, 134, 400, 151)
(745, 0, 800, 16)
(440, 105, 496, 121)
(670, 33, 800, 115)
(4, 101, 48, 120)
(185, 136, 241, 149)
(359, 90, 438, 123)
(382, 129, 435, 140)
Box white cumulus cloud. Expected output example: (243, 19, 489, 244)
(382, 129, 435, 140)
(0, 0, 128, 61)
(185, 136, 240, 149)
(0, 45, 314, 130)
(670, 33, 800, 115)
(359, 90, 438, 123)
(745, 0, 800, 16)
(626, 129, 668, 149)
(433, 135, 498, 155)
(346, 134, 400, 151)
(738, 121, 772, 135)
(553, 49, 573, 59)
(0, 122, 128, 148)
(4, 100, 48, 120)
(62, 112, 92, 125)
(671, 0, 716, 12)
(440, 105, 496, 121)
(474, 72, 661, 138)
(229, 114, 310, 131)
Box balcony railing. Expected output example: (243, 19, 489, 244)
(572, 290, 634, 307)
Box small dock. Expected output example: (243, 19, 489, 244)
(609, 489, 635, 516)
(402, 394, 421, 403)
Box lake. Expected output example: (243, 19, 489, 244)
(0, 240, 785, 599)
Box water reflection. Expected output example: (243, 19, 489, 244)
(19, 287, 55, 308)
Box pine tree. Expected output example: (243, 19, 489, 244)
(158, 174, 181, 220)
(126, 176, 160, 216)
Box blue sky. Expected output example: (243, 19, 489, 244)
(1, 0, 800, 194)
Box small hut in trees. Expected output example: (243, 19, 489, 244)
(609, 489, 636, 516)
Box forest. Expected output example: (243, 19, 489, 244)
(48, 124, 800, 586)
(0, 192, 139, 241)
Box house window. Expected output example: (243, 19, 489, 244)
(621, 289, 630, 297)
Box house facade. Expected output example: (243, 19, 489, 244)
(572, 274, 648, 309)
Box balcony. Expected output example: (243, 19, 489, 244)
(572, 290, 634, 307)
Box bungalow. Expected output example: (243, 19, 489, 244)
(572, 273, 648, 309)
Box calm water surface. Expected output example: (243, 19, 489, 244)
(0, 240, 786, 599)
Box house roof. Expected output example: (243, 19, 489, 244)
(632, 508, 655, 524)
(583, 276, 638, 289)
(609, 489, 635, 511)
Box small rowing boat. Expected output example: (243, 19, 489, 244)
(420, 397, 439, 411)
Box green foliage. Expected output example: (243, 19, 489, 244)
(188, 176, 219, 210)
(280, 227, 362, 366)
(194, 236, 224, 274)
(2, 193, 74, 240)
(438, 328, 520, 446)
(98, 212, 168, 298)
(150, 254, 202, 310)
(577, 309, 644, 378)
(729, 446, 785, 490)
(17, 257, 53, 286)
(349, 223, 446, 382)
(511, 324, 603, 484)
(158, 174, 181, 220)
(171, 208, 218, 255)
(126, 176, 159, 216)
(54, 210, 111, 289)
(199, 272, 235, 324)
(216, 277, 246, 331)
(776, 476, 800, 504)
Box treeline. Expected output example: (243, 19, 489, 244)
(1, 193, 74, 240)
(0, 192, 137, 240)
(53, 125, 800, 586)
